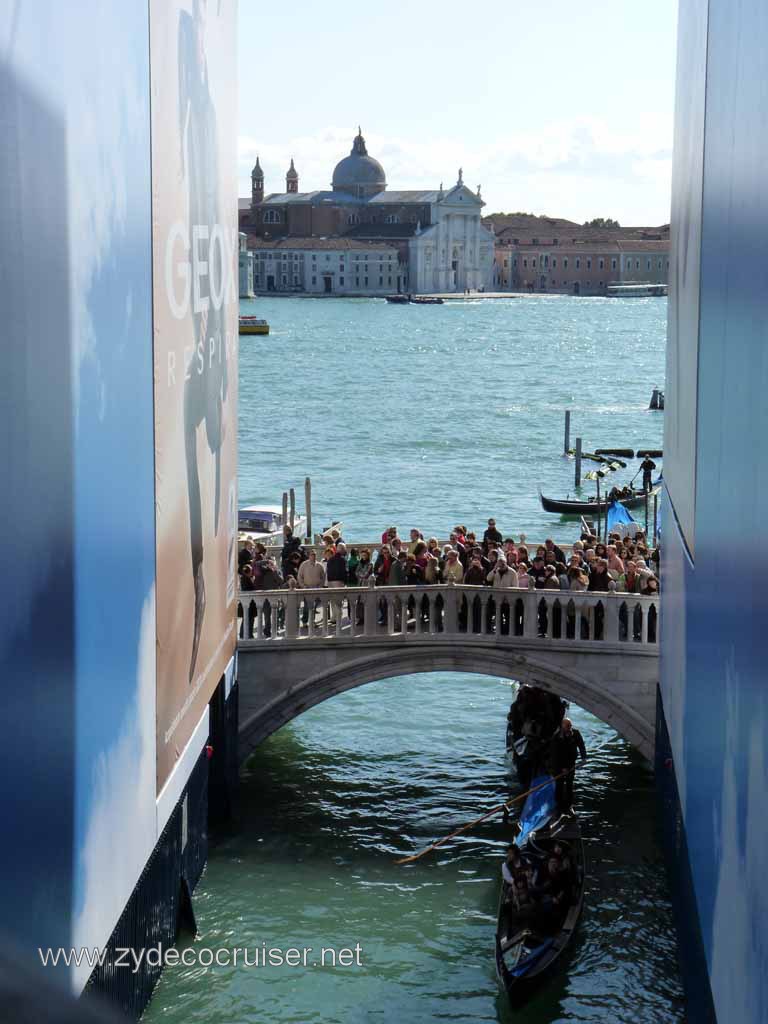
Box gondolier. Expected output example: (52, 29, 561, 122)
(550, 719, 587, 810)
(639, 456, 657, 492)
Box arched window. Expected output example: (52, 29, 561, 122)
(263, 209, 281, 224)
(385, 214, 400, 224)
(347, 213, 360, 226)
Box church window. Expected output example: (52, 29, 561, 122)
(385, 215, 400, 224)
(263, 210, 281, 224)
(347, 214, 360, 225)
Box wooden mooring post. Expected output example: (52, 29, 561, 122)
(304, 477, 312, 542)
(563, 410, 571, 456)
(575, 437, 582, 488)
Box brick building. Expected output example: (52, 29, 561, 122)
(490, 216, 670, 295)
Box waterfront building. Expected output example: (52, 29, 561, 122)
(659, 0, 768, 1021)
(240, 130, 494, 294)
(493, 236, 670, 295)
(239, 231, 255, 298)
(246, 237, 406, 295)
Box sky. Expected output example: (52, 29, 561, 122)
(238, 0, 678, 226)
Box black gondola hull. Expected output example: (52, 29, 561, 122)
(538, 487, 656, 516)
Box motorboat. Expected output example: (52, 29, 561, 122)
(239, 316, 270, 335)
(238, 505, 306, 545)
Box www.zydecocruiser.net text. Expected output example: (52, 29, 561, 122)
(39, 943, 364, 974)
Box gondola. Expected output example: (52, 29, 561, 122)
(495, 776, 585, 1007)
(538, 485, 658, 517)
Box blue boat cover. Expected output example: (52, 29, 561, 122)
(515, 775, 557, 848)
(509, 937, 555, 978)
(606, 499, 636, 532)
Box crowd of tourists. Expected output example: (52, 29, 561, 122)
(238, 518, 660, 597)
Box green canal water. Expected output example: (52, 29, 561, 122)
(143, 296, 684, 1023)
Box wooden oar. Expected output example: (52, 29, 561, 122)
(394, 768, 574, 865)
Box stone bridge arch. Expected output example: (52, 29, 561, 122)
(237, 640, 657, 766)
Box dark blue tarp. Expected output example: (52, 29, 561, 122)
(515, 775, 557, 847)
(606, 499, 636, 533)
(509, 937, 555, 977)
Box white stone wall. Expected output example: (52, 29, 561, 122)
(251, 247, 401, 295)
(409, 200, 495, 294)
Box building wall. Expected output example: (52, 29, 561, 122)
(251, 246, 404, 295)
(494, 243, 668, 294)
(0, 0, 238, 1010)
(660, 0, 768, 1021)
(618, 252, 670, 283)
(0, 0, 157, 992)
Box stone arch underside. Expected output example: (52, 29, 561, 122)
(238, 644, 656, 764)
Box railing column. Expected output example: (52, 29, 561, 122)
(365, 584, 377, 637)
(443, 582, 458, 633)
(284, 591, 299, 639)
(641, 603, 649, 643)
(604, 594, 619, 642)
(523, 590, 538, 639)
(254, 597, 264, 640)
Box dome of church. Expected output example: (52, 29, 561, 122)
(332, 129, 386, 197)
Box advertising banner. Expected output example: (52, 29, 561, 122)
(151, 0, 238, 792)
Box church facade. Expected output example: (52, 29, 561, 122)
(239, 130, 494, 294)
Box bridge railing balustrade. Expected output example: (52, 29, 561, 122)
(236, 585, 659, 646)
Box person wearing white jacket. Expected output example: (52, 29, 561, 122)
(486, 557, 519, 589)
(297, 551, 326, 588)
(486, 557, 518, 635)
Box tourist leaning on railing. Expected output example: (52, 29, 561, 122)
(237, 515, 660, 605)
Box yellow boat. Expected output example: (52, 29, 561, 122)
(239, 316, 270, 335)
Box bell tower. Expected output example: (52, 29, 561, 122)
(286, 158, 299, 194)
(251, 156, 264, 209)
